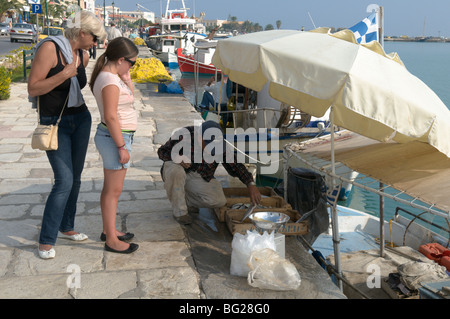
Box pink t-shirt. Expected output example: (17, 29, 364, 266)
(93, 71, 137, 131)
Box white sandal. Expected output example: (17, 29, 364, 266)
(58, 232, 88, 241)
(38, 248, 56, 259)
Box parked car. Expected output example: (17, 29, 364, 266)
(10, 23, 38, 43)
(38, 26, 64, 42)
(0, 23, 10, 35)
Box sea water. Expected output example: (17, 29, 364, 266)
(384, 41, 450, 109)
(174, 42, 450, 238)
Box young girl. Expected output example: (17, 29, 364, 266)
(90, 37, 139, 254)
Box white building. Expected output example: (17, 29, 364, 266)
(203, 19, 227, 29)
(84, 0, 95, 13)
(121, 11, 155, 23)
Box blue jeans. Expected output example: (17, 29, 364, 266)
(200, 92, 215, 110)
(39, 110, 92, 246)
(200, 92, 229, 124)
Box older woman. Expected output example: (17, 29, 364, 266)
(28, 10, 106, 259)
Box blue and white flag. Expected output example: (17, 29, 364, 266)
(348, 12, 379, 44)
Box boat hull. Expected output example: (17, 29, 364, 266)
(177, 49, 221, 75)
(152, 51, 178, 68)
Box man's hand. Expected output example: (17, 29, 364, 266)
(247, 184, 261, 206)
(180, 161, 191, 169)
(174, 155, 191, 169)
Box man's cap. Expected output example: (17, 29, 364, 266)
(201, 121, 223, 145)
(200, 121, 226, 156)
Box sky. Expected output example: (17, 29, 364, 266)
(111, 0, 450, 37)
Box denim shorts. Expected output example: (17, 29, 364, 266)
(94, 123, 134, 170)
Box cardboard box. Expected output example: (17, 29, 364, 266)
(381, 278, 419, 299)
(216, 195, 291, 222)
(225, 208, 308, 236)
(222, 186, 278, 198)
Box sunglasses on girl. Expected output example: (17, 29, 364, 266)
(124, 57, 136, 67)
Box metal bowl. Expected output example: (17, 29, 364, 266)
(249, 212, 290, 232)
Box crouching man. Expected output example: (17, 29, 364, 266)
(157, 121, 261, 225)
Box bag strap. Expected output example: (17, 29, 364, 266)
(37, 53, 78, 125)
(37, 93, 69, 124)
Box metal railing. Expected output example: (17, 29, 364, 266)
(23, 49, 34, 80)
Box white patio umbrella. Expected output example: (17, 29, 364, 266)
(212, 28, 450, 158)
(212, 28, 450, 291)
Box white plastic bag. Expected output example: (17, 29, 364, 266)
(230, 230, 276, 277)
(247, 248, 301, 291)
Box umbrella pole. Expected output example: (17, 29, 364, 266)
(379, 182, 385, 257)
(330, 105, 343, 291)
(283, 147, 289, 201)
(194, 47, 198, 108)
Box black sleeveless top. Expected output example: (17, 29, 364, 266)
(39, 41, 88, 117)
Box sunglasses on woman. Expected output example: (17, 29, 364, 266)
(89, 32, 98, 43)
(124, 57, 136, 67)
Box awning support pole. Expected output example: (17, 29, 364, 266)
(330, 105, 343, 291)
(283, 147, 288, 201)
(380, 182, 385, 257)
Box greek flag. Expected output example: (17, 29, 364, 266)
(326, 183, 341, 207)
(348, 12, 379, 44)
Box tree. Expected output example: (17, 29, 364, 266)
(242, 20, 253, 33)
(0, 0, 23, 21)
(253, 23, 262, 32)
(47, 3, 66, 23)
(265, 24, 274, 31)
(276, 20, 281, 29)
(222, 15, 239, 33)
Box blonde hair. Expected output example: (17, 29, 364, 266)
(64, 10, 107, 42)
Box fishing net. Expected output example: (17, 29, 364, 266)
(130, 58, 173, 83)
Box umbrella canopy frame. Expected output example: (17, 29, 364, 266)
(212, 28, 450, 159)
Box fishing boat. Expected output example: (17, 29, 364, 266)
(177, 39, 221, 75)
(146, 0, 206, 68)
(177, 29, 232, 75)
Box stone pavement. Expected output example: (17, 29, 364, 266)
(0, 46, 345, 300)
(0, 47, 204, 299)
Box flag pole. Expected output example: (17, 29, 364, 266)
(367, 4, 386, 258)
(378, 6, 384, 47)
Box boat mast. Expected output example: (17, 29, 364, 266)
(165, 0, 170, 17)
(165, 0, 189, 17)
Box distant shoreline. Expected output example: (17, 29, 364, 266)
(384, 36, 450, 43)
